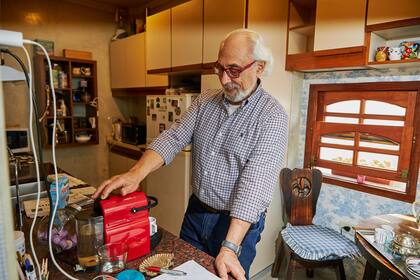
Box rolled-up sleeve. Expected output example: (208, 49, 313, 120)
(230, 109, 289, 223)
(147, 96, 200, 165)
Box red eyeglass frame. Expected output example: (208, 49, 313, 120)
(213, 60, 256, 79)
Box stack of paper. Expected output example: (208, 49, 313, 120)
(153, 260, 221, 280)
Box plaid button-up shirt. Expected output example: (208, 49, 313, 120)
(148, 82, 288, 223)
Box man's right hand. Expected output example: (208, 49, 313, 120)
(92, 169, 142, 200)
(92, 149, 165, 200)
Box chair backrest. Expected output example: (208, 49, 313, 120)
(280, 168, 322, 226)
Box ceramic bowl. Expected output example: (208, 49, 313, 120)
(75, 134, 92, 143)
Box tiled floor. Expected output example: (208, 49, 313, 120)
(251, 258, 366, 280)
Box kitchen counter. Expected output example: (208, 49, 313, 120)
(107, 137, 146, 160)
(22, 217, 217, 279)
(10, 162, 65, 186)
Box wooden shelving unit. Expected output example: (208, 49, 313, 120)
(287, 0, 316, 56)
(285, 0, 367, 71)
(34, 55, 99, 148)
(366, 18, 420, 69)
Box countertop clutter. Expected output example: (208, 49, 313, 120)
(22, 216, 217, 279)
(17, 168, 217, 280)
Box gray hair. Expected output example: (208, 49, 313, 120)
(220, 29, 273, 76)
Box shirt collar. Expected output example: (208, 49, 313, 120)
(221, 79, 263, 110)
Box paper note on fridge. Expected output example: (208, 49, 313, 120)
(153, 260, 221, 280)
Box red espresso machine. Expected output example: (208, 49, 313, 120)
(99, 192, 158, 261)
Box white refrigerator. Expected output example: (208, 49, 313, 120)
(145, 94, 197, 236)
(145, 151, 192, 236)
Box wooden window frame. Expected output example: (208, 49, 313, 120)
(304, 82, 420, 202)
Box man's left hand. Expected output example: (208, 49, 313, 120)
(215, 247, 246, 280)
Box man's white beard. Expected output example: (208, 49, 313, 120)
(223, 83, 249, 103)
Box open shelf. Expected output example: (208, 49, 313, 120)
(34, 55, 99, 147)
(367, 22, 420, 40)
(72, 75, 93, 79)
(289, 24, 315, 36)
(368, 58, 420, 69)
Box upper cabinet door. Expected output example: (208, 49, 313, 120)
(110, 39, 127, 89)
(314, 0, 366, 51)
(171, 0, 203, 67)
(203, 0, 246, 64)
(367, 0, 420, 26)
(124, 33, 146, 88)
(146, 9, 171, 70)
(110, 34, 146, 89)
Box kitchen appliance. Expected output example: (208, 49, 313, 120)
(99, 192, 158, 261)
(146, 94, 198, 144)
(121, 123, 147, 145)
(112, 119, 122, 142)
(6, 128, 30, 153)
(145, 94, 197, 235)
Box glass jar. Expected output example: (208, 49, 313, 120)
(37, 204, 81, 253)
(75, 209, 104, 269)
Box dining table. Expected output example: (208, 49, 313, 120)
(354, 213, 420, 280)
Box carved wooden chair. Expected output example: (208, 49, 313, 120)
(271, 168, 359, 280)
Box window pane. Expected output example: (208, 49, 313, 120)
(321, 132, 355, 146)
(320, 147, 353, 164)
(326, 100, 360, 114)
(359, 133, 399, 151)
(364, 101, 405, 116)
(325, 116, 359, 124)
(357, 152, 398, 171)
(363, 119, 404, 127)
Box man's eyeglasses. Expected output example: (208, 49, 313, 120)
(213, 60, 256, 79)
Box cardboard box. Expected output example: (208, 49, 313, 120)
(34, 39, 54, 56)
(63, 49, 92, 60)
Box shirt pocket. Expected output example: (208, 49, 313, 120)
(223, 130, 253, 166)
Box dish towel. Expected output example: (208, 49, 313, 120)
(281, 223, 361, 261)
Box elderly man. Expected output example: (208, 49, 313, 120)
(93, 29, 288, 280)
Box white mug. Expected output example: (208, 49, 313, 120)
(374, 226, 394, 244)
(149, 217, 157, 236)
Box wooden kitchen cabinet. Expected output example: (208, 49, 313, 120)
(110, 33, 168, 91)
(146, 9, 171, 72)
(109, 39, 127, 89)
(202, 0, 246, 65)
(285, 0, 367, 71)
(171, 0, 203, 68)
(314, 0, 366, 51)
(367, 0, 420, 26)
(110, 33, 146, 88)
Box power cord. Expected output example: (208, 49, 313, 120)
(21, 45, 42, 280)
(22, 40, 117, 280)
(0, 48, 46, 181)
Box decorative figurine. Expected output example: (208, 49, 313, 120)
(400, 41, 419, 60)
(375, 46, 388, 62)
(388, 47, 403, 61)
